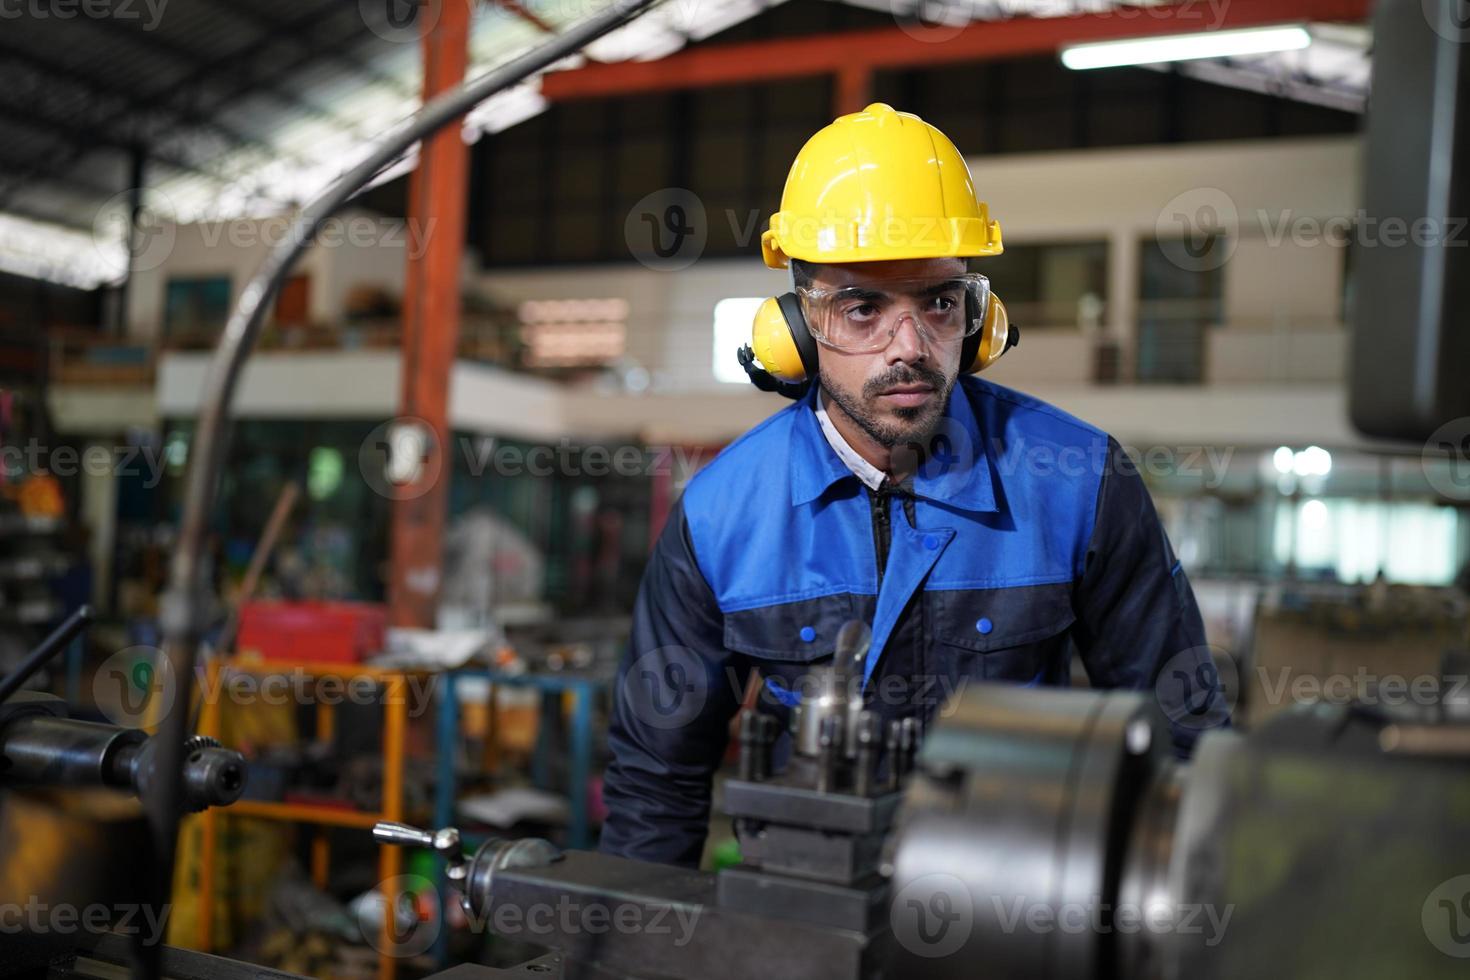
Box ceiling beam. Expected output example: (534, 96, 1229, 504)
(495, 0, 558, 35)
(0, 42, 303, 178)
(193, 0, 419, 100)
(65, 17, 329, 153)
(0, 103, 221, 188)
(541, 0, 1373, 101)
(103, 1, 383, 160)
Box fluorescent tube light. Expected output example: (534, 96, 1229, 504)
(1062, 25, 1312, 71)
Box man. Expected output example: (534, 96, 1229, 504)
(601, 104, 1226, 868)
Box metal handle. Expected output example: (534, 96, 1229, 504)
(374, 821, 436, 848)
(372, 820, 469, 882)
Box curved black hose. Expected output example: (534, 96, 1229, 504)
(0, 604, 92, 704)
(140, 3, 661, 977)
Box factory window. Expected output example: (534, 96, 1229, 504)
(712, 298, 765, 384)
(163, 276, 231, 344)
(1273, 499, 1461, 585)
(977, 241, 1108, 329)
(1137, 239, 1225, 383)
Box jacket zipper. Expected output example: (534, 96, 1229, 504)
(870, 483, 891, 588)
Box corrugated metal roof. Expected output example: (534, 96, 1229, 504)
(0, 0, 1370, 289)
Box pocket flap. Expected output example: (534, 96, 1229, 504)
(929, 584, 1075, 653)
(723, 594, 867, 662)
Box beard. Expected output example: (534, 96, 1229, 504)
(820, 362, 956, 450)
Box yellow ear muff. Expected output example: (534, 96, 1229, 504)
(751, 296, 809, 383)
(968, 294, 1013, 374)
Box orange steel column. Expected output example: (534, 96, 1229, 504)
(389, 0, 472, 628)
(195, 659, 224, 950)
(833, 64, 872, 117)
(377, 674, 409, 980)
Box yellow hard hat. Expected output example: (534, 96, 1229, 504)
(760, 103, 1004, 269)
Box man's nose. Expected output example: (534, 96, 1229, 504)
(884, 312, 928, 366)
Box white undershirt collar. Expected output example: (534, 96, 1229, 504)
(814, 398, 886, 492)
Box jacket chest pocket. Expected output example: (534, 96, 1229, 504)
(723, 593, 872, 663)
(723, 594, 875, 718)
(927, 585, 1076, 684)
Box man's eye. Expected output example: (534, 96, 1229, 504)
(928, 296, 959, 313)
(845, 303, 881, 321)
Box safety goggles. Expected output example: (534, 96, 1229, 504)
(796, 273, 992, 354)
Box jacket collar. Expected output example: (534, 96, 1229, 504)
(789, 381, 998, 513)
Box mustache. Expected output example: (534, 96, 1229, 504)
(862, 364, 948, 399)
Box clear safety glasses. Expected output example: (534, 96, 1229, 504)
(796, 273, 991, 354)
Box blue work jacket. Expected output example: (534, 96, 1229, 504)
(600, 376, 1225, 867)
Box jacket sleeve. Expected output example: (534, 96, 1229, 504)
(599, 497, 750, 867)
(1070, 438, 1231, 756)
